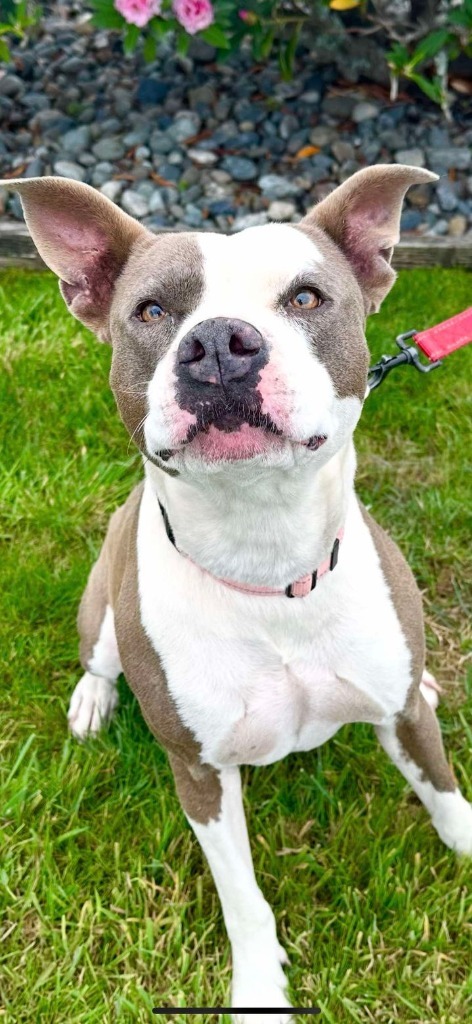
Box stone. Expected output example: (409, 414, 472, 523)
(430, 218, 448, 235)
(258, 174, 302, 199)
(183, 203, 204, 228)
(279, 115, 299, 141)
(123, 128, 149, 148)
(0, 74, 24, 97)
(92, 137, 126, 161)
(207, 199, 236, 217)
(394, 147, 425, 167)
(137, 78, 170, 105)
(135, 145, 151, 161)
(221, 156, 258, 181)
(268, 200, 297, 221)
(231, 212, 269, 232)
(23, 157, 45, 178)
(100, 180, 123, 202)
(427, 147, 471, 171)
(436, 179, 458, 212)
(168, 111, 201, 143)
(62, 125, 92, 155)
(352, 101, 379, 123)
(149, 190, 166, 213)
(53, 160, 86, 181)
(448, 214, 467, 237)
(331, 140, 355, 163)
(309, 126, 336, 148)
(400, 210, 423, 232)
(188, 84, 216, 109)
(187, 148, 218, 166)
(322, 95, 357, 119)
(121, 189, 149, 218)
(211, 169, 232, 185)
(407, 184, 431, 209)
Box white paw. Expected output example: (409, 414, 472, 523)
(420, 669, 441, 710)
(68, 671, 118, 739)
(432, 790, 472, 856)
(232, 944, 292, 1024)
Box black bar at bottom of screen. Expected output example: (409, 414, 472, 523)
(152, 1009, 321, 1016)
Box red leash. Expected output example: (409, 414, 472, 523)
(368, 306, 472, 392)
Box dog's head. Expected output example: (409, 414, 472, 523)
(7, 166, 436, 477)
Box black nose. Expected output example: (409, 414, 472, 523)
(177, 317, 266, 387)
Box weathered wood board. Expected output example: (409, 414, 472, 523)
(1, 219, 471, 270)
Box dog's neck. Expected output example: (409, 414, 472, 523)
(145, 442, 356, 588)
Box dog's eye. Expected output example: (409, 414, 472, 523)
(138, 301, 167, 322)
(290, 289, 321, 310)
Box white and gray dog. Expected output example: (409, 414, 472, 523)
(7, 165, 472, 1021)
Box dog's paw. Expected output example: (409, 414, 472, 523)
(68, 671, 118, 739)
(432, 791, 472, 856)
(420, 669, 442, 710)
(232, 945, 292, 1024)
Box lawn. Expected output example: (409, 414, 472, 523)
(0, 266, 471, 1024)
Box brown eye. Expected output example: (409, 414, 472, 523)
(138, 301, 167, 322)
(290, 290, 320, 310)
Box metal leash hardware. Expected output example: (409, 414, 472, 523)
(367, 329, 443, 392)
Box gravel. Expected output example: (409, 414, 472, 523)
(1, 1, 471, 238)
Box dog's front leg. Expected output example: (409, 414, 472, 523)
(376, 693, 472, 855)
(169, 754, 292, 1023)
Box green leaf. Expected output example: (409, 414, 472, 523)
(201, 24, 231, 48)
(123, 21, 140, 54)
(0, 36, 10, 60)
(409, 29, 452, 68)
(176, 30, 190, 55)
(90, 6, 125, 30)
(387, 42, 410, 72)
(407, 71, 444, 105)
(143, 31, 157, 62)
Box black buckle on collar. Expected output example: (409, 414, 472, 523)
(330, 536, 340, 571)
(285, 570, 318, 599)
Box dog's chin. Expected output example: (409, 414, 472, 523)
(155, 425, 327, 470)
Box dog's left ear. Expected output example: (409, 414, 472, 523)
(2, 176, 151, 342)
(301, 164, 438, 314)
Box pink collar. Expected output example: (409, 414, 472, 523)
(158, 500, 344, 599)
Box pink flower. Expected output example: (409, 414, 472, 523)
(173, 0, 214, 35)
(115, 0, 162, 28)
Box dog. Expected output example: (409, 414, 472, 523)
(7, 165, 472, 1022)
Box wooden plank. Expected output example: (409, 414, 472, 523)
(393, 238, 472, 269)
(0, 220, 471, 269)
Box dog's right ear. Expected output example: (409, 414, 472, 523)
(2, 176, 151, 342)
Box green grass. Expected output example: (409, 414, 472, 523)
(0, 267, 471, 1024)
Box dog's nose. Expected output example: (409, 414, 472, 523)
(177, 318, 265, 386)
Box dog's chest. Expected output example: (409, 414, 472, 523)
(136, 486, 411, 769)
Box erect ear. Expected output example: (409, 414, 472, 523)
(2, 176, 151, 342)
(301, 165, 438, 314)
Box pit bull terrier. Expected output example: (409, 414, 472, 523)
(7, 166, 472, 1022)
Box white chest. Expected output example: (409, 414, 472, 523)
(137, 485, 412, 769)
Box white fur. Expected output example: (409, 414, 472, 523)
(68, 605, 121, 738)
(187, 769, 291, 1021)
(68, 671, 118, 739)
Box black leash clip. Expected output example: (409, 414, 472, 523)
(367, 330, 443, 392)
